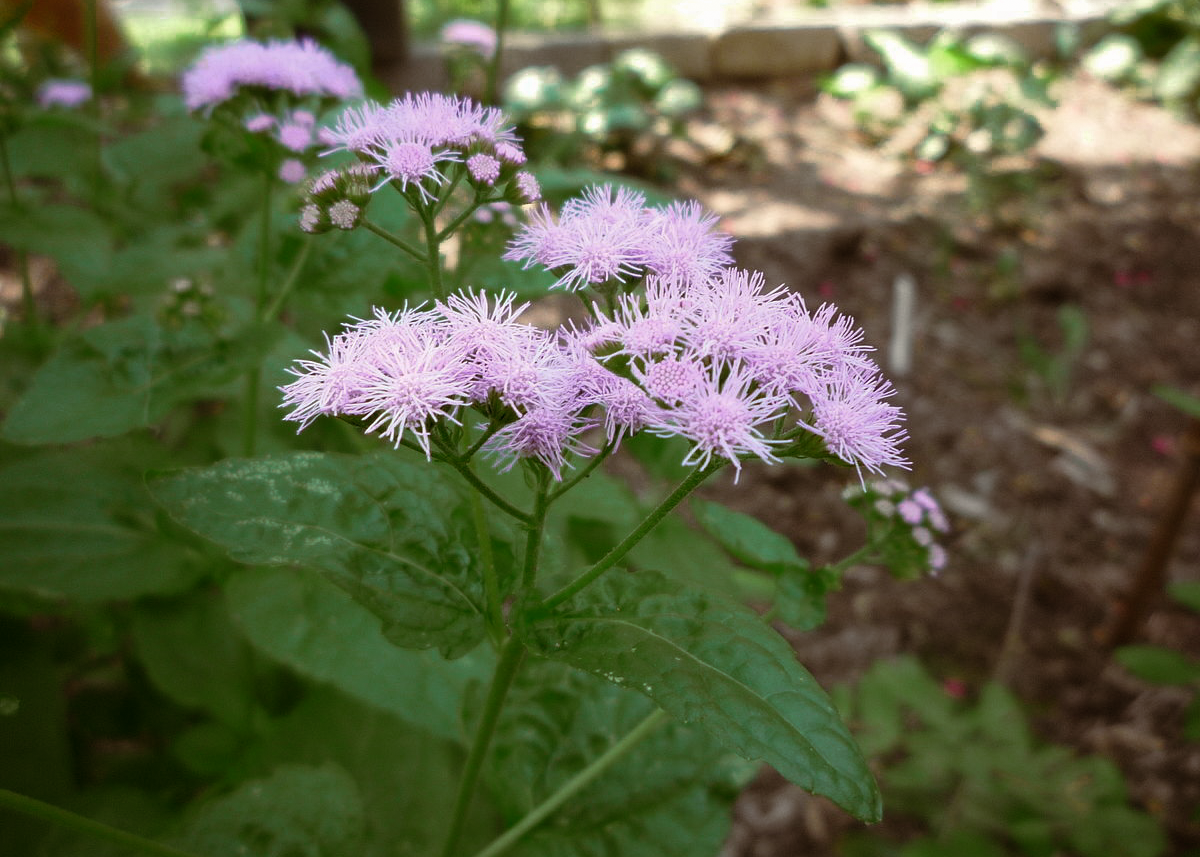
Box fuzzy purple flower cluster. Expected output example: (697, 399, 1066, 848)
(37, 78, 91, 108)
(281, 265, 908, 481)
(848, 479, 950, 573)
(504, 185, 734, 291)
(182, 38, 362, 112)
(323, 92, 539, 205)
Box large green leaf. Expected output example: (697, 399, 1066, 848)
(224, 566, 490, 740)
(0, 203, 113, 292)
(152, 452, 494, 657)
(131, 588, 259, 727)
(691, 498, 805, 574)
(521, 570, 881, 821)
(1115, 645, 1200, 686)
(2, 314, 281, 445)
(487, 660, 743, 857)
(249, 687, 500, 857)
(0, 446, 203, 601)
(169, 763, 365, 857)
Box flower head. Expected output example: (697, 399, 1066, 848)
(37, 79, 91, 108)
(182, 38, 362, 112)
(441, 19, 498, 58)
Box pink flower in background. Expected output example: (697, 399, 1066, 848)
(441, 18, 498, 58)
(37, 79, 91, 108)
(182, 38, 362, 112)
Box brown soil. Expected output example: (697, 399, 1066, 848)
(669, 75, 1200, 855)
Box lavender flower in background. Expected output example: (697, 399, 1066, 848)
(440, 18, 498, 59)
(846, 480, 950, 576)
(37, 79, 91, 108)
(181, 38, 362, 112)
(322, 92, 531, 207)
(504, 184, 733, 292)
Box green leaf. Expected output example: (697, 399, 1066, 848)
(224, 566, 490, 740)
(102, 115, 207, 211)
(249, 687, 501, 857)
(775, 564, 836, 631)
(2, 314, 281, 445)
(864, 30, 938, 103)
(823, 63, 881, 98)
(1168, 580, 1200, 614)
(0, 446, 203, 601)
(153, 452, 495, 657)
(1155, 36, 1200, 102)
(131, 588, 259, 727)
(0, 203, 114, 294)
(169, 763, 365, 857)
(1082, 34, 1143, 83)
(1115, 645, 1200, 686)
(522, 570, 881, 821)
(691, 498, 805, 574)
(1153, 384, 1200, 420)
(489, 661, 742, 857)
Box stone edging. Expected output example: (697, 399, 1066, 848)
(380, 1, 1123, 92)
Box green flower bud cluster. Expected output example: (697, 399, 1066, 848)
(299, 163, 375, 234)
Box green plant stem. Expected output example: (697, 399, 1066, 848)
(444, 456, 530, 523)
(547, 443, 612, 503)
(539, 461, 724, 611)
(521, 470, 551, 591)
(420, 208, 446, 299)
(242, 175, 275, 458)
(0, 134, 35, 327)
(435, 195, 487, 243)
(0, 789, 205, 857)
(361, 218, 426, 262)
(260, 236, 314, 322)
(470, 482, 506, 646)
(470, 708, 670, 857)
(485, 0, 511, 106)
(439, 636, 526, 857)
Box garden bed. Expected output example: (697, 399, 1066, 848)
(669, 72, 1200, 855)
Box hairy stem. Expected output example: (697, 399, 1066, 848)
(547, 443, 612, 504)
(242, 175, 274, 458)
(439, 637, 526, 857)
(260, 236, 314, 322)
(521, 470, 551, 592)
(470, 482, 506, 646)
(470, 708, 669, 857)
(362, 218, 427, 262)
(539, 461, 724, 611)
(485, 0, 511, 106)
(0, 790, 204, 857)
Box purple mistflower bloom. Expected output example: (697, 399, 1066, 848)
(605, 291, 685, 358)
(438, 289, 541, 386)
(587, 368, 661, 449)
(742, 296, 836, 399)
(505, 184, 649, 291)
(807, 367, 909, 482)
(279, 159, 307, 183)
(182, 38, 363, 112)
(485, 404, 598, 480)
(467, 153, 501, 185)
(245, 112, 276, 133)
(375, 137, 459, 201)
(497, 142, 527, 165)
(280, 329, 375, 430)
(651, 362, 790, 480)
(897, 497, 923, 526)
(514, 171, 540, 202)
(681, 268, 788, 362)
(278, 121, 313, 152)
(37, 78, 92, 108)
(633, 354, 704, 404)
(643, 201, 734, 287)
(441, 18, 498, 58)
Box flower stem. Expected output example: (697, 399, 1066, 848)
(469, 708, 669, 857)
(470, 481, 506, 646)
(439, 636, 526, 857)
(260, 236, 314, 322)
(485, 0, 511, 107)
(362, 218, 427, 262)
(420, 207, 446, 299)
(521, 470, 551, 591)
(547, 444, 612, 504)
(0, 789, 205, 857)
(444, 456, 530, 523)
(242, 175, 274, 458)
(538, 461, 724, 611)
(0, 133, 36, 328)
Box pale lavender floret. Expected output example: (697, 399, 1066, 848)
(299, 203, 323, 233)
(485, 404, 598, 480)
(441, 18, 498, 58)
(328, 200, 360, 230)
(245, 113, 276, 133)
(912, 526, 933, 547)
(650, 361, 789, 479)
(643, 201, 734, 287)
(605, 291, 684, 357)
(280, 330, 374, 429)
(743, 300, 834, 399)
(182, 38, 363, 112)
(496, 142, 527, 165)
(928, 543, 947, 573)
(682, 268, 787, 361)
(589, 369, 661, 449)
(633, 354, 704, 404)
(807, 367, 909, 482)
(279, 159, 307, 183)
(278, 121, 313, 152)
(897, 497, 923, 526)
(508, 185, 649, 291)
(37, 78, 91, 108)
(467, 153, 501, 185)
(514, 171, 540, 203)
